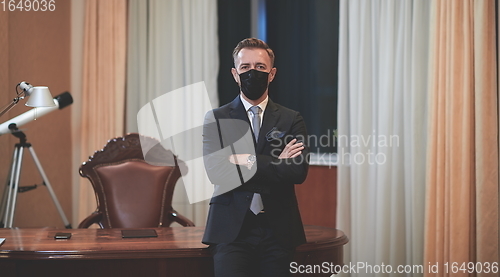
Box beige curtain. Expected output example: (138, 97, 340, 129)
(424, 1, 498, 277)
(337, 1, 431, 276)
(76, 0, 127, 225)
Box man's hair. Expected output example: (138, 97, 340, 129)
(232, 38, 275, 67)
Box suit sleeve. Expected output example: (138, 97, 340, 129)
(253, 112, 309, 186)
(202, 110, 256, 190)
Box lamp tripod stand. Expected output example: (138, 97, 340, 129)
(0, 124, 71, 228)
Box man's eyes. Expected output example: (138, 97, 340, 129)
(240, 65, 266, 70)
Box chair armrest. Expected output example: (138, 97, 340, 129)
(78, 211, 103, 228)
(170, 210, 195, 227)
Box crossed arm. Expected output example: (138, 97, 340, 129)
(203, 110, 309, 190)
(228, 138, 304, 165)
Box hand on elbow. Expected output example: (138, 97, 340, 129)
(278, 139, 304, 159)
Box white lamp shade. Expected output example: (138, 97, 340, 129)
(25, 86, 56, 107)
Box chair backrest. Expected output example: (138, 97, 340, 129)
(79, 133, 191, 228)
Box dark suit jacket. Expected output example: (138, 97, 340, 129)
(202, 96, 309, 248)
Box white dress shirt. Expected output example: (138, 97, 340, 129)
(240, 95, 268, 131)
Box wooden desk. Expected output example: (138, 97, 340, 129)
(296, 165, 338, 228)
(0, 225, 348, 277)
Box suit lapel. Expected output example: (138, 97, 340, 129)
(228, 96, 249, 123)
(257, 99, 280, 154)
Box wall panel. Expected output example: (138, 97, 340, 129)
(0, 2, 72, 228)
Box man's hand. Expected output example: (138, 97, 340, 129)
(229, 154, 250, 165)
(228, 139, 304, 165)
(278, 139, 304, 159)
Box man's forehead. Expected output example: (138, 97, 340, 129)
(235, 48, 271, 65)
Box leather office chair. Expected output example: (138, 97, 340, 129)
(78, 133, 195, 228)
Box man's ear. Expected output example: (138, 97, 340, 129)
(231, 68, 240, 84)
(269, 67, 277, 83)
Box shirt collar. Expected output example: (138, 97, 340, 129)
(240, 95, 269, 113)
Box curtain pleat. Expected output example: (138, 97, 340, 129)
(473, 0, 499, 269)
(77, 0, 127, 225)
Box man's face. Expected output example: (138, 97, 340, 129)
(231, 48, 277, 92)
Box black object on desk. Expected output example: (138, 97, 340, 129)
(121, 229, 158, 238)
(54, 232, 72, 239)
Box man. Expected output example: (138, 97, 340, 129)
(202, 38, 309, 277)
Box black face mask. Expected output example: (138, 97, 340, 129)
(239, 69, 270, 100)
